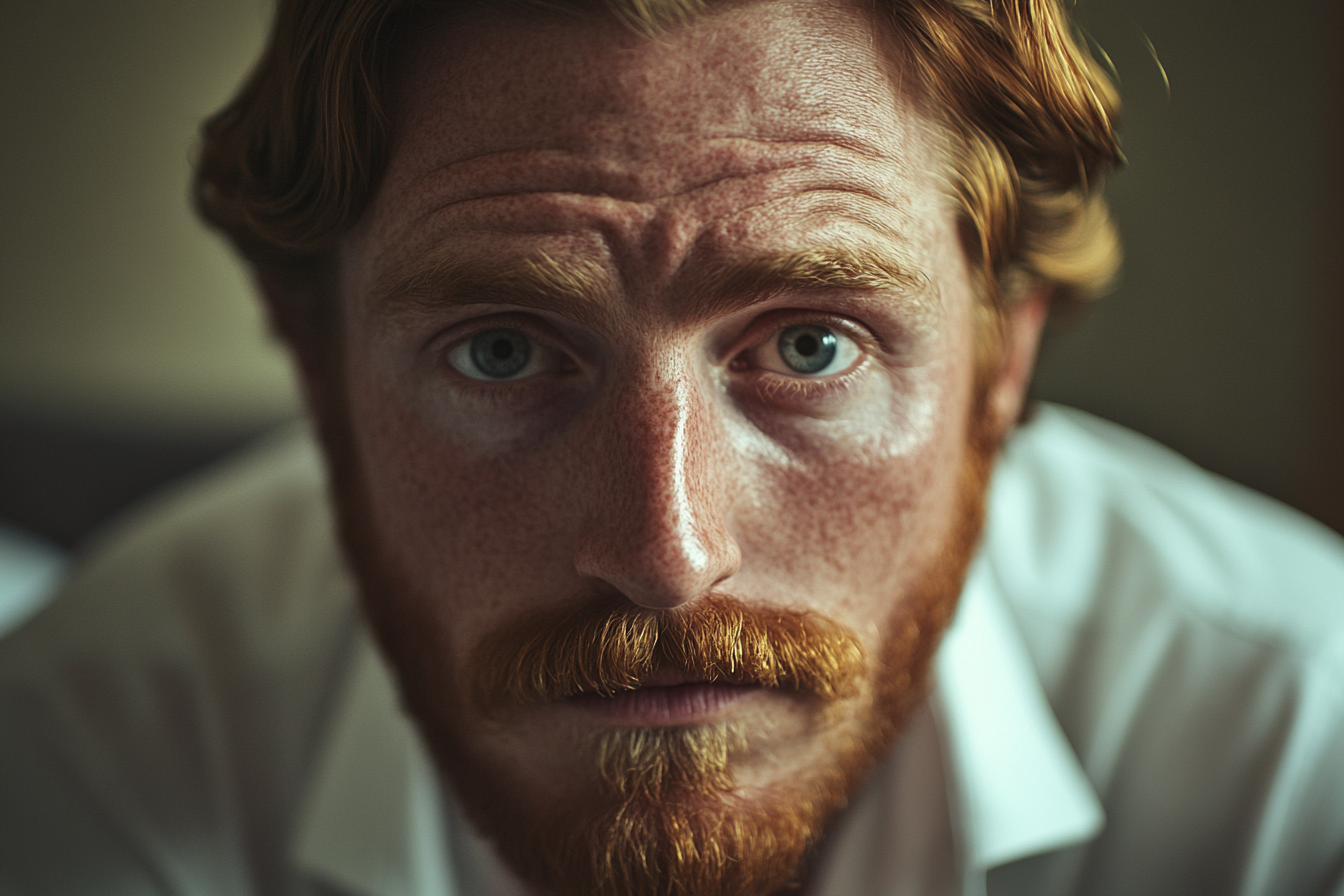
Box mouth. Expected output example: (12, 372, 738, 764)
(569, 671, 764, 725)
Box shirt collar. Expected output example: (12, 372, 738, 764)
(292, 636, 458, 896)
(933, 556, 1105, 873)
(293, 565, 1103, 896)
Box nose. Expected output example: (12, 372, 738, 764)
(572, 357, 742, 609)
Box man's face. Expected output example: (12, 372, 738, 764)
(313, 1, 1037, 893)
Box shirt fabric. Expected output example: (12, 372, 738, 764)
(1, 404, 1342, 896)
(0, 523, 63, 639)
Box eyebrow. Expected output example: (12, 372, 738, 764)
(374, 244, 929, 321)
(691, 246, 930, 319)
(375, 249, 611, 316)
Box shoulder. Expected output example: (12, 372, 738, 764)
(2, 421, 353, 672)
(989, 403, 1344, 653)
(0, 422, 359, 892)
(984, 405, 1344, 894)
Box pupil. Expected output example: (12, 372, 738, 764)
(490, 338, 514, 360)
(795, 333, 819, 357)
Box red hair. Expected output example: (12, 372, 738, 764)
(193, 0, 1122, 318)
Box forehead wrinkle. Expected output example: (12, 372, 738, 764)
(389, 136, 894, 227)
(374, 247, 613, 318)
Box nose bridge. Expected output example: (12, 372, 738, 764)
(575, 351, 740, 608)
(663, 371, 711, 573)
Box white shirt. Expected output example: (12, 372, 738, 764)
(1, 404, 1342, 895)
(0, 523, 63, 638)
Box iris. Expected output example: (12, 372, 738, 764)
(778, 325, 837, 374)
(470, 329, 531, 379)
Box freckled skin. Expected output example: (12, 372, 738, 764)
(300, 0, 1047, 887)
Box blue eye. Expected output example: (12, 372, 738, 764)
(777, 325, 838, 374)
(468, 329, 531, 379)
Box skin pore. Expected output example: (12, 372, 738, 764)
(281, 0, 1047, 892)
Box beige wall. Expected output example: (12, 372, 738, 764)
(0, 1, 1338, 526)
(1037, 0, 1338, 522)
(0, 1, 296, 435)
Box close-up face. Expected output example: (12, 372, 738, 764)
(313, 0, 1040, 892)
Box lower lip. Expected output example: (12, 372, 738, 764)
(571, 683, 760, 725)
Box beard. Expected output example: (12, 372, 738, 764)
(314, 377, 997, 896)
(455, 594, 873, 896)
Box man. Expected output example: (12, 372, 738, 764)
(2, 0, 1342, 894)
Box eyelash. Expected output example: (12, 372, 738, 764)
(438, 311, 876, 406)
(437, 317, 580, 408)
(730, 312, 874, 362)
(747, 362, 867, 403)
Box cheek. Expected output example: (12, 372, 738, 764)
(726, 344, 978, 632)
(343, 350, 586, 651)
(731, 427, 963, 596)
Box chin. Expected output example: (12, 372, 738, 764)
(368, 571, 964, 896)
(440, 700, 888, 896)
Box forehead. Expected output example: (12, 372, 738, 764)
(352, 0, 954, 308)
(390, 0, 905, 159)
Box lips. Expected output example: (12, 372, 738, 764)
(636, 667, 743, 688)
(571, 678, 761, 725)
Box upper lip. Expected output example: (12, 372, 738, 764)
(638, 669, 708, 688)
(630, 669, 754, 689)
(565, 670, 759, 701)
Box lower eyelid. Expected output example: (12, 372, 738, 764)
(740, 362, 867, 406)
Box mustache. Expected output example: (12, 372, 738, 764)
(471, 593, 866, 710)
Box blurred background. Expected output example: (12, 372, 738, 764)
(0, 0, 1341, 575)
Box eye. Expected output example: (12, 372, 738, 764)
(446, 328, 540, 381)
(761, 324, 863, 377)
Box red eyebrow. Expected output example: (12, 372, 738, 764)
(373, 244, 929, 322)
(374, 249, 612, 316)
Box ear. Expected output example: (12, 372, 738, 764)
(983, 283, 1050, 441)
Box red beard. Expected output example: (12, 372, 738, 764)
(313, 374, 995, 896)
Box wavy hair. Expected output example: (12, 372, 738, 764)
(194, 0, 1122, 328)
